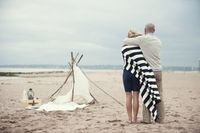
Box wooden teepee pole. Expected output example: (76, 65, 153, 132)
(49, 70, 72, 100)
(71, 52, 75, 102)
(49, 52, 83, 101)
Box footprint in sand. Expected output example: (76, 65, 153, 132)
(191, 97, 197, 100)
(9, 120, 17, 124)
(165, 125, 173, 129)
(96, 121, 100, 123)
(120, 124, 125, 127)
(174, 126, 186, 132)
(171, 113, 181, 118)
(108, 119, 122, 123)
(188, 118, 194, 122)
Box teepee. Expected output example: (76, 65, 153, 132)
(38, 52, 96, 111)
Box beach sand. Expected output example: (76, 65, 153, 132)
(0, 71, 200, 133)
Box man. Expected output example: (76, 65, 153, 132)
(123, 23, 164, 123)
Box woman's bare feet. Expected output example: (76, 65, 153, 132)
(132, 117, 137, 123)
(127, 120, 133, 124)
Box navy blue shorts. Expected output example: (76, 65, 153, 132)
(123, 69, 140, 92)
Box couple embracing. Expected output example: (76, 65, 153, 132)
(122, 23, 164, 124)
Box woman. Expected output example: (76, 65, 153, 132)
(122, 30, 142, 123)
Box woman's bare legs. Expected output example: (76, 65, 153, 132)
(132, 91, 139, 122)
(126, 92, 133, 123)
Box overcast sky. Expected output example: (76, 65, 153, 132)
(0, 0, 200, 67)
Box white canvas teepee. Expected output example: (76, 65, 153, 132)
(38, 53, 95, 111)
(53, 64, 94, 104)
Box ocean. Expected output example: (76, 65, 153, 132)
(0, 65, 199, 73)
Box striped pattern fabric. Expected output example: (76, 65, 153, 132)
(121, 45, 161, 121)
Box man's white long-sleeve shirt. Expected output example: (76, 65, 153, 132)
(123, 34, 162, 70)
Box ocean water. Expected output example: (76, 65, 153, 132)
(0, 68, 68, 73)
(0, 65, 67, 73)
(0, 65, 199, 80)
(0, 65, 199, 73)
(0, 76, 19, 80)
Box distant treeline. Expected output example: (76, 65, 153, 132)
(0, 72, 17, 77)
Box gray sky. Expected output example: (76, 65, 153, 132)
(0, 0, 200, 67)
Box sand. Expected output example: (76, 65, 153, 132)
(0, 71, 200, 133)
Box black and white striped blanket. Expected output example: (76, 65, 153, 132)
(121, 45, 161, 121)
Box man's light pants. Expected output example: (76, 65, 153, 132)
(142, 71, 165, 123)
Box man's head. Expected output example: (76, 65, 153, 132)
(144, 23, 155, 34)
